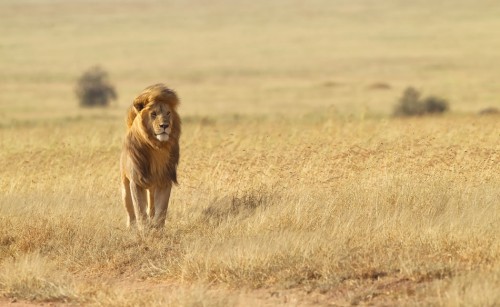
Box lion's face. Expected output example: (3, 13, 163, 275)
(145, 102, 173, 142)
(129, 83, 180, 146)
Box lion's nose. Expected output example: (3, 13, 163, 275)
(160, 123, 169, 129)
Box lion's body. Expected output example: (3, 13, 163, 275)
(120, 84, 181, 229)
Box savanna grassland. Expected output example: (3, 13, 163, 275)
(1, 0, 500, 306)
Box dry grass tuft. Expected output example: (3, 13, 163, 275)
(0, 254, 78, 302)
(201, 187, 278, 225)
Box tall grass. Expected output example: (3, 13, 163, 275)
(1, 115, 499, 305)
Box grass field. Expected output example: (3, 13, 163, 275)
(1, 0, 500, 306)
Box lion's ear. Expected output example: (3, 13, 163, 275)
(170, 96, 180, 109)
(133, 100, 145, 112)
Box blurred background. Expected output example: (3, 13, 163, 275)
(1, 0, 500, 123)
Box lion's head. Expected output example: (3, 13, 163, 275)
(127, 84, 181, 148)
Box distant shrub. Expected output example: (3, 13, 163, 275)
(478, 107, 499, 115)
(368, 82, 392, 90)
(423, 96, 449, 114)
(393, 87, 449, 117)
(393, 87, 424, 116)
(75, 66, 117, 107)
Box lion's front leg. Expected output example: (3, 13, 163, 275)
(129, 181, 148, 230)
(121, 178, 135, 228)
(148, 188, 155, 220)
(152, 185, 172, 228)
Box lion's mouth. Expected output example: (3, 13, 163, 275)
(155, 132, 169, 142)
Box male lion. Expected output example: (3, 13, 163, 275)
(120, 84, 181, 229)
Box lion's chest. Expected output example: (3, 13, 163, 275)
(147, 149, 172, 186)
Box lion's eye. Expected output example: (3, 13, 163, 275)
(151, 112, 157, 118)
(167, 111, 171, 116)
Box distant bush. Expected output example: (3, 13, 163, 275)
(478, 107, 499, 115)
(75, 66, 117, 107)
(368, 82, 392, 90)
(393, 87, 449, 117)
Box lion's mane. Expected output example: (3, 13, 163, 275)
(121, 84, 181, 188)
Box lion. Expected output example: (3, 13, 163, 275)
(120, 84, 181, 229)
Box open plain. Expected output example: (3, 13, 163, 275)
(1, 0, 499, 305)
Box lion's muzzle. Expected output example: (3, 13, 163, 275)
(155, 126, 170, 141)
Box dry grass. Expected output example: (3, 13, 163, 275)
(1, 0, 500, 305)
(0, 254, 77, 302)
(1, 114, 499, 305)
